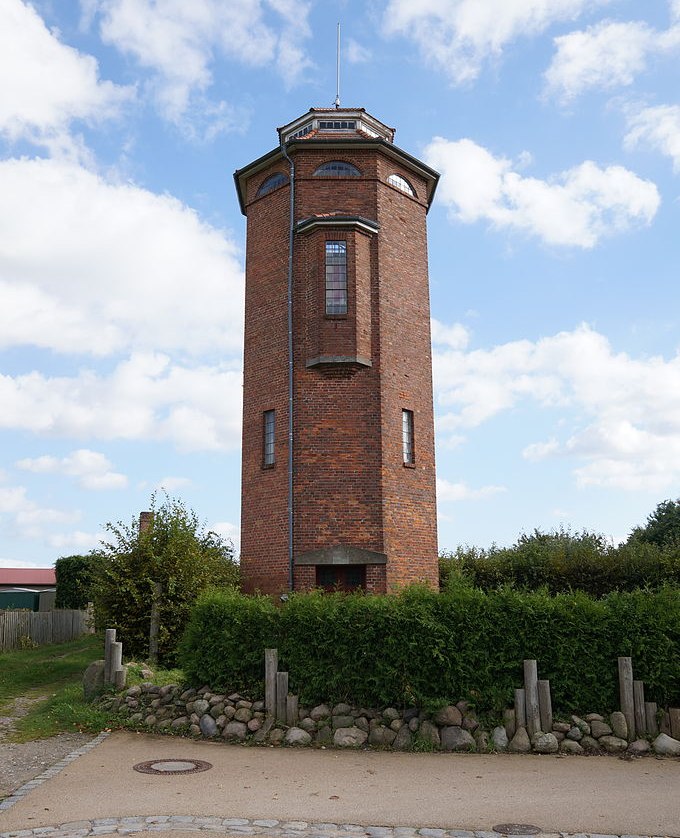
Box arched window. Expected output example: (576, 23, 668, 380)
(313, 161, 361, 177)
(256, 172, 289, 197)
(387, 173, 416, 196)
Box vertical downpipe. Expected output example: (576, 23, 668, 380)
(280, 139, 295, 592)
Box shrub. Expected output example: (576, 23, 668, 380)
(55, 553, 100, 609)
(92, 495, 239, 665)
(178, 581, 680, 713)
(440, 528, 680, 596)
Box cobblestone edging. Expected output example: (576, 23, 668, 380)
(0, 816, 668, 838)
(0, 732, 110, 814)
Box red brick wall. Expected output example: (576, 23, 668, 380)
(240, 138, 438, 595)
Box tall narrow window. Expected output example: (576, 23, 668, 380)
(263, 409, 275, 467)
(325, 241, 347, 315)
(402, 409, 415, 465)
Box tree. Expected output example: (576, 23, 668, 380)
(92, 494, 239, 665)
(627, 499, 680, 550)
(55, 553, 100, 609)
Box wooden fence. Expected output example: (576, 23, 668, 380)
(0, 608, 92, 651)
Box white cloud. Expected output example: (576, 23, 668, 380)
(437, 477, 507, 502)
(424, 137, 660, 248)
(383, 0, 608, 84)
(545, 17, 680, 101)
(0, 0, 132, 148)
(625, 105, 680, 172)
(0, 485, 79, 541)
(0, 157, 244, 357)
(86, 0, 312, 126)
(431, 319, 470, 350)
(17, 449, 127, 490)
(434, 323, 680, 491)
(346, 39, 371, 64)
(47, 529, 108, 551)
(210, 520, 240, 551)
(0, 353, 243, 452)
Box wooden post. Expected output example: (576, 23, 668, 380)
(113, 667, 127, 690)
(104, 628, 116, 685)
(618, 656, 635, 740)
(514, 688, 526, 730)
(633, 680, 646, 736)
(669, 708, 680, 740)
(523, 660, 541, 736)
(286, 693, 299, 727)
(265, 649, 278, 715)
(148, 582, 163, 666)
(275, 671, 288, 725)
(538, 679, 553, 733)
(109, 641, 123, 685)
(645, 702, 658, 737)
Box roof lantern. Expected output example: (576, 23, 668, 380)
(278, 108, 396, 144)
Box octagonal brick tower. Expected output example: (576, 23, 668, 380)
(234, 107, 440, 595)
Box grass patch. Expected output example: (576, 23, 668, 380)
(0, 634, 103, 704)
(11, 684, 114, 742)
(0, 634, 106, 742)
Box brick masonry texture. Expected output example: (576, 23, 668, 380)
(239, 127, 439, 595)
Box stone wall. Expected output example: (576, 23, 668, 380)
(99, 684, 680, 757)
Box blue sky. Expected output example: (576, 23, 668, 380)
(1, 0, 679, 568)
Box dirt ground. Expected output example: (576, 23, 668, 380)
(0, 695, 91, 798)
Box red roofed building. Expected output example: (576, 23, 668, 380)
(0, 568, 56, 591)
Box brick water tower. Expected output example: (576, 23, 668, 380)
(234, 107, 439, 595)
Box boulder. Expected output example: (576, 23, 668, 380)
(392, 725, 413, 751)
(559, 739, 584, 755)
(310, 704, 331, 721)
(332, 702, 352, 716)
(579, 735, 601, 753)
(383, 707, 400, 722)
(433, 705, 463, 726)
(269, 728, 285, 746)
(610, 711, 628, 740)
(441, 726, 475, 752)
(369, 726, 397, 747)
(531, 732, 558, 754)
(599, 735, 628, 754)
(418, 720, 440, 747)
(566, 726, 583, 741)
(332, 714, 355, 729)
(193, 699, 210, 716)
(83, 660, 106, 702)
(234, 707, 253, 723)
(299, 717, 317, 733)
(627, 739, 651, 756)
(491, 726, 508, 751)
(474, 729, 489, 751)
(223, 721, 248, 742)
(590, 719, 612, 739)
(571, 715, 590, 735)
(199, 714, 218, 737)
(285, 727, 312, 746)
(508, 726, 531, 754)
(653, 733, 680, 756)
(334, 726, 368, 747)
(502, 709, 516, 740)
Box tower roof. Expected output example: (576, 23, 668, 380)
(234, 106, 439, 215)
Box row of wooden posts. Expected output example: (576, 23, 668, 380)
(266, 650, 676, 740)
(515, 656, 672, 740)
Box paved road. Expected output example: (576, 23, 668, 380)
(0, 731, 678, 838)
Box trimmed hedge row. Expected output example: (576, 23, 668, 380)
(178, 583, 680, 715)
(439, 531, 680, 597)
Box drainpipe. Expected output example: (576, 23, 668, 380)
(280, 138, 295, 592)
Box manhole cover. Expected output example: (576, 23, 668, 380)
(133, 759, 212, 775)
(492, 825, 541, 835)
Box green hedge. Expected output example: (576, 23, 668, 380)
(440, 530, 680, 596)
(179, 583, 680, 714)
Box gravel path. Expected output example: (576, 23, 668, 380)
(0, 695, 92, 799)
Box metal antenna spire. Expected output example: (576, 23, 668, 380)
(334, 22, 341, 108)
